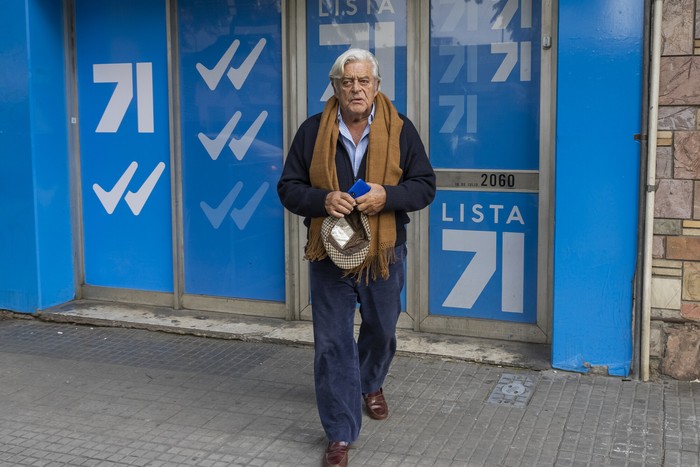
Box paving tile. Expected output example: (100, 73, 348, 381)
(0, 320, 698, 466)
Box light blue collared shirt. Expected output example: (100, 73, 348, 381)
(337, 104, 375, 177)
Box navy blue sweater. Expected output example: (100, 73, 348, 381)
(277, 112, 436, 246)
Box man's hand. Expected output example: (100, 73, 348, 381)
(325, 191, 356, 218)
(355, 183, 386, 216)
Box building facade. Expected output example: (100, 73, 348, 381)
(2, 0, 694, 380)
(650, 0, 700, 380)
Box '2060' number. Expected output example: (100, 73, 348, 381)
(481, 173, 515, 188)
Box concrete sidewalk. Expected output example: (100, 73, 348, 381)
(0, 309, 698, 466)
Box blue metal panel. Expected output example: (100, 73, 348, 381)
(177, 0, 285, 301)
(553, 0, 643, 376)
(27, 0, 75, 309)
(75, 0, 173, 292)
(0, 0, 74, 312)
(0, 0, 39, 311)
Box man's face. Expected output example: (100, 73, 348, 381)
(333, 60, 380, 122)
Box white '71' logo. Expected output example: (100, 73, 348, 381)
(442, 229, 525, 313)
(93, 62, 154, 133)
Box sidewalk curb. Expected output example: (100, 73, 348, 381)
(19, 299, 551, 371)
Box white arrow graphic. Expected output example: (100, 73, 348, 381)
(228, 111, 268, 161)
(198, 112, 242, 160)
(230, 182, 269, 230)
(226, 38, 266, 90)
(124, 162, 166, 216)
(93, 161, 138, 214)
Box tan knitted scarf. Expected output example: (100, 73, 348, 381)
(305, 92, 403, 281)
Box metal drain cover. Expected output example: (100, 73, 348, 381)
(486, 373, 536, 408)
(501, 381, 527, 396)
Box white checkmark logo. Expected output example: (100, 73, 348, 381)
(226, 38, 266, 90)
(196, 40, 241, 91)
(196, 38, 266, 91)
(228, 111, 268, 161)
(124, 162, 166, 216)
(200, 182, 243, 229)
(93, 161, 138, 214)
(198, 112, 242, 160)
(230, 182, 269, 230)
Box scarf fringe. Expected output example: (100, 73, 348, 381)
(345, 243, 397, 284)
(304, 218, 328, 262)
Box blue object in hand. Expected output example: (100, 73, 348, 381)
(348, 179, 371, 198)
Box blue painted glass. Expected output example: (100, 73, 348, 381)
(306, 0, 407, 116)
(429, 191, 538, 323)
(75, 0, 173, 291)
(178, 0, 285, 301)
(430, 0, 541, 170)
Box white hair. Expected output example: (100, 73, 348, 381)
(328, 48, 381, 82)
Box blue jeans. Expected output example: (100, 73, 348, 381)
(309, 244, 406, 443)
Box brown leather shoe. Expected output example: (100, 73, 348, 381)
(363, 388, 388, 420)
(322, 441, 349, 467)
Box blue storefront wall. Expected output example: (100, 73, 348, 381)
(552, 0, 644, 376)
(1, 0, 645, 376)
(0, 0, 74, 312)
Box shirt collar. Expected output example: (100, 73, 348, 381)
(337, 103, 376, 126)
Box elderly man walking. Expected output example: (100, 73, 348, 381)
(277, 48, 435, 467)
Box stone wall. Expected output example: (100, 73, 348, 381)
(650, 0, 700, 380)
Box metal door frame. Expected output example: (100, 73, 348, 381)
(411, 0, 557, 343)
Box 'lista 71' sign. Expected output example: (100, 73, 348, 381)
(429, 191, 538, 323)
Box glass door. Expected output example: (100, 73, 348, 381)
(423, 0, 553, 342)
